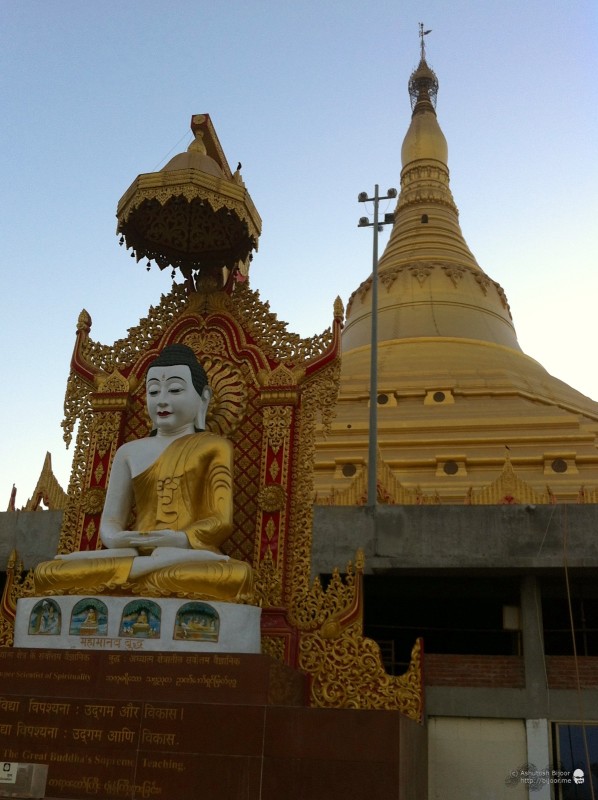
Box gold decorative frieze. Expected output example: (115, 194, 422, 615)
(474, 272, 491, 295)
(345, 261, 508, 319)
(442, 264, 466, 287)
(409, 264, 433, 286)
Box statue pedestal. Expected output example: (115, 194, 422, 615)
(0, 647, 426, 800)
(14, 596, 261, 653)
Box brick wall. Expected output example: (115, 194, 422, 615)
(546, 656, 598, 689)
(424, 654, 525, 688)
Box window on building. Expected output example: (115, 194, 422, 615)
(552, 723, 598, 799)
(362, 574, 521, 673)
(542, 577, 598, 656)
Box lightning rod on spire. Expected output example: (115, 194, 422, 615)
(419, 22, 432, 60)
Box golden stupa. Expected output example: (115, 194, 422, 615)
(314, 45, 598, 504)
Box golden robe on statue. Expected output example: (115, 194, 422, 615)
(34, 432, 254, 601)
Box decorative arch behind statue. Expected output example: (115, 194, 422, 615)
(60, 283, 341, 665)
(2, 282, 422, 720)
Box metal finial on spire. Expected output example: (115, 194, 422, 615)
(409, 25, 438, 111)
(419, 22, 432, 61)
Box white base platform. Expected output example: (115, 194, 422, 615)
(14, 595, 261, 653)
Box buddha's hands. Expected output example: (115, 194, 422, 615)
(127, 529, 189, 549)
(99, 529, 188, 550)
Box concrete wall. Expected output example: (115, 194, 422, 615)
(6, 503, 598, 575)
(428, 717, 528, 800)
(0, 511, 62, 570)
(312, 504, 598, 575)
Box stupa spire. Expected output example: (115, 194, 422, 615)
(376, 32, 479, 275)
(409, 24, 438, 114)
(343, 32, 511, 354)
(419, 22, 432, 60)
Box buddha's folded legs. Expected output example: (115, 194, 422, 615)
(34, 557, 135, 596)
(33, 556, 254, 603)
(133, 559, 254, 602)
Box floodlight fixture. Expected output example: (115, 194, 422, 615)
(357, 183, 396, 508)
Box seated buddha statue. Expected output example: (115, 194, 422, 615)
(34, 344, 254, 603)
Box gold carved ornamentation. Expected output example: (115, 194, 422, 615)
(0, 551, 35, 647)
(354, 276, 373, 304)
(316, 454, 440, 506)
(468, 458, 550, 505)
(228, 283, 334, 363)
(265, 519, 276, 541)
(23, 453, 68, 511)
(409, 264, 433, 286)
(182, 330, 226, 355)
(94, 369, 131, 395)
(71, 284, 190, 374)
(76, 308, 92, 333)
(397, 161, 456, 214)
(269, 460, 280, 481)
(58, 373, 95, 554)
(263, 406, 292, 454)
(81, 488, 106, 516)
(289, 557, 362, 631)
(261, 363, 304, 389)
(442, 264, 466, 288)
(492, 280, 512, 318)
(253, 549, 283, 607)
(258, 484, 287, 513)
(282, 360, 341, 615)
(261, 635, 286, 663)
(84, 519, 97, 543)
(379, 268, 401, 291)
(577, 486, 598, 504)
(474, 273, 491, 295)
(291, 553, 423, 717)
(346, 262, 502, 318)
(195, 355, 248, 437)
(300, 627, 423, 719)
(91, 412, 123, 459)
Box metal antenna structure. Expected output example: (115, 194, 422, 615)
(358, 185, 397, 507)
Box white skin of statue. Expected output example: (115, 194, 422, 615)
(57, 364, 229, 578)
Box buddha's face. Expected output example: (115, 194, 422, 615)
(146, 364, 208, 435)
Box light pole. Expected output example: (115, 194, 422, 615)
(358, 185, 397, 508)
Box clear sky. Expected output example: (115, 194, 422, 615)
(1, 0, 597, 506)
